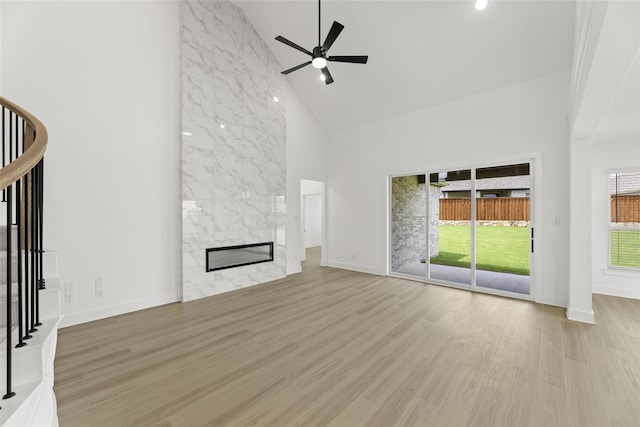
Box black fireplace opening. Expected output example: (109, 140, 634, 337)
(206, 242, 274, 272)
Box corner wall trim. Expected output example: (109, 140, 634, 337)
(566, 306, 595, 324)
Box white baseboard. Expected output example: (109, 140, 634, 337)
(593, 285, 640, 300)
(535, 294, 568, 308)
(326, 260, 385, 276)
(60, 293, 178, 328)
(566, 306, 595, 324)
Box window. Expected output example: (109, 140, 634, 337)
(609, 171, 640, 270)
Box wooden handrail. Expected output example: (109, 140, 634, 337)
(0, 97, 48, 191)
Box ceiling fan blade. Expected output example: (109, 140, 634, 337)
(322, 21, 344, 52)
(321, 67, 334, 85)
(328, 55, 368, 64)
(275, 36, 313, 56)
(281, 61, 312, 74)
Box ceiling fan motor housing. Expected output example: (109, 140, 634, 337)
(313, 46, 327, 59)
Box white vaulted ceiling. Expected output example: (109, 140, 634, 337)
(237, 0, 576, 133)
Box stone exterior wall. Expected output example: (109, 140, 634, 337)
(429, 183, 441, 258)
(391, 176, 440, 272)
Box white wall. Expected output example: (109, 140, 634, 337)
(1, 1, 181, 326)
(286, 90, 326, 274)
(326, 72, 571, 306)
(591, 140, 640, 299)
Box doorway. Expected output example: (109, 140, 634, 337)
(303, 194, 322, 249)
(390, 161, 534, 298)
(300, 179, 324, 266)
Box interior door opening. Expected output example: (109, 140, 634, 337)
(300, 179, 325, 267)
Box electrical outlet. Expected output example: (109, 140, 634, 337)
(95, 277, 103, 288)
(64, 282, 73, 304)
(95, 287, 103, 298)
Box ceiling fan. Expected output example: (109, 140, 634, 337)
(275, 0, 368, 85)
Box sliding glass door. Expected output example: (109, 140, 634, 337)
(428, 169, 472, 286)
(390, 162, 533, 298)
(475, 164, 531, 295)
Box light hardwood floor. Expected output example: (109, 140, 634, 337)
(55, 248, 640, 426)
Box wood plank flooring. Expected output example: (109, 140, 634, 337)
(55, 248, 640, 426)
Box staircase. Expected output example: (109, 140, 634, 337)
(0, 244, 60, 426)
(0, 97, 58, 426)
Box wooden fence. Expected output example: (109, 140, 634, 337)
(439, 196, 640, 222)
(611, 195, 640, 223)
(440, 198, 530, 221)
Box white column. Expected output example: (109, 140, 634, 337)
(567, 137, 595, 323)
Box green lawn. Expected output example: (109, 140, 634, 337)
(610, 230, 640, 268)
(430, 225, 530, 276)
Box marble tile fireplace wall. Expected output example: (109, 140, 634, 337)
(181, 0, 287, 302)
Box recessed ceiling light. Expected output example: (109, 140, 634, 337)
(273, 96, 279, 102)
(320, 73, 326, 82)
(475, 0, 488, 11)
(182, 131, 192, 136)
(220, 124, 225, 129)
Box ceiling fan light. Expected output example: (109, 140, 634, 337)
(320, 73, 326, 81)
(312, 57, 327, 69)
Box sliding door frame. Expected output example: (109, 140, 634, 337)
(387, 155, 541, 302)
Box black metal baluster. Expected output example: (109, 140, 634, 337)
(39, 160, 45, 291)
(9, 113, 13, 170)
(29, 170, 37, 334)
(15, 177, 25, 349)
(23, 169, 32, 341)
(34, 164, 41, 328)
(3, 184, 16, 399)
(5, 111, 13, 204)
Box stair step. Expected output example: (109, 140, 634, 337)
(0, 272, 60, 426)
(0, 273, 61, 425)
(0, 313, 61, 427)
(0, 316, 60, 380)
(0, 225, 18, 252)
(0, 371, 57, 427)
(0, 250, 58, 284)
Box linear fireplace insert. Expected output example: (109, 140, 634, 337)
(206, 242, 274, 272)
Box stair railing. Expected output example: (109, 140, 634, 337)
(0, 97, 48, 403)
